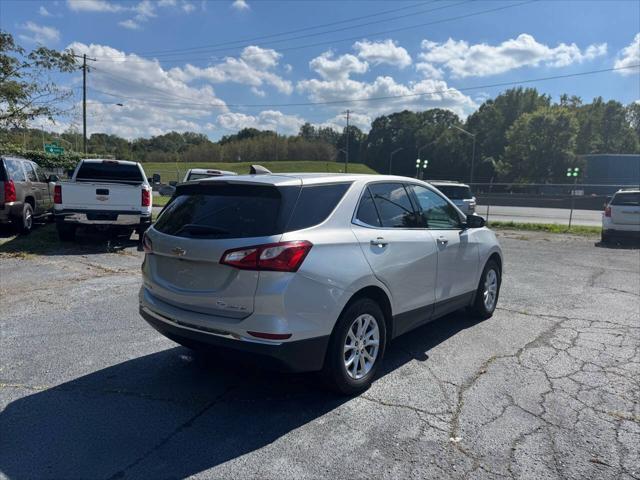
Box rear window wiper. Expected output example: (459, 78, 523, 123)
(174, 224, 231, 237)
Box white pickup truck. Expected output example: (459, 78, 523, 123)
(54, 159, 152, 241)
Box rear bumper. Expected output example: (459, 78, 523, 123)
(0, 202, 23, 223)
(55, 209, 151, 227)
(603, 229, 640, 240)
(139, 305, 330, 373)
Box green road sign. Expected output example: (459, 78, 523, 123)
(44, 143, 64, 155)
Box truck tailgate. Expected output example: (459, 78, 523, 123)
(60, 182, 142, 211)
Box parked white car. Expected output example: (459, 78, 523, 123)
(602, 189, 640, 244)
(54, 159, 152, 241)
(139, 172, 502, 394)
(183, 168, 237, 182)
(429, 181, 476, 215)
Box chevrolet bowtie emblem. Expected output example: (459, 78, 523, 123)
(171, 247, 186, 256)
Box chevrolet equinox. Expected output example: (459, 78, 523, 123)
(139, 173, 503, 394)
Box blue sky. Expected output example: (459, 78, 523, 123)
(2, 0, 639, 139)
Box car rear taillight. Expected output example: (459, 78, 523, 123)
(54, 184, 62, 204)
(142, 232, 153, 253)
(141, 188, 151, 207)
(220, 240, 312, 272)
(4, 180, 17, 202)
(604, 206, 611, 217)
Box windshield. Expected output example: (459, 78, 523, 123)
(434, 185, 473, 200)
(611, 192, 640, 206)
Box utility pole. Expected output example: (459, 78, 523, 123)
(73, 54, 96, 154)
(343, 109, 350, 173)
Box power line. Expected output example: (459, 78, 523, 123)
(137, 1, 436, 56)
(87, 64, 640, 110)
(92, 0, 533, 65)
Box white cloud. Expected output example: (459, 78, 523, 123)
(216, 110, 304, 134)
(169, 46, 293, 94)
(38, 5, 54, 16)
(158, 0, 176, 5)
(420, 34, 608, 78)
(614, 33, 640, 75)
(118, 19, 140, 30)
(65, 42, 227, 138)
(415, 61, 444, 80)
(19, 21, 60, 44)
(309, 51, 368, 81)
(297, 75, 476, 120)
(182, 2, 196, 13)
(354, 39, 411, 68)
(66, 0, 124, 12)
(231, 0, 249, 11)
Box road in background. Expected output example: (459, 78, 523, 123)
(479, 205, 602, 226)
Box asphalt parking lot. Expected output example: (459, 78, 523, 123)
(0, 228, 638, 480)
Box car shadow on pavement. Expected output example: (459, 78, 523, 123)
(594, 240, 640, 249)
(0, 311, 476, 479)
(0, 223, 140, 257)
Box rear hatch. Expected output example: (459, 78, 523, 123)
(610, 192, 640, 225)
(433, 184, 474, 212)
(144, 180, 301, 319)
(64, 161, 145, 210)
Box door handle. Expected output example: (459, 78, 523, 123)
(370, 237, 388, 248)
(437, 236, 449, 246)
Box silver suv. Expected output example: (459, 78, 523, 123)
(139, 173, 503, 394)
(429, 181, 476, 215)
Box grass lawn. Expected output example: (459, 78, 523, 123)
(487, 221, 601, 236)
(153, 195, 171, 207)
(142, 160, 377, 183)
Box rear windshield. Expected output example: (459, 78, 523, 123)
(611, 192, 640, 206)
(154, 183, 300, 239)
(2, 158, 26, 182)
(76, 162, 143, 183)
(435, 185, 473, 200)
(154, 182, 351, 239)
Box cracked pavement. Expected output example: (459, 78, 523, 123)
(0, 230, 638, 479)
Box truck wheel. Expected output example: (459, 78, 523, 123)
(18, 203, 34, 234)
(57, 223, 76, 241)
(322, 298, 387, 395)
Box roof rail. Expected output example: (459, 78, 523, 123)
(250, 164, 272, 175)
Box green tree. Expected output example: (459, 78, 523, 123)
(504, 107, 579, 182)
(0, 31, 76, 128)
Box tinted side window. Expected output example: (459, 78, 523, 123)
(369, 183, 418, 228)
(355, 188, 382, 227)
(3, 159, 26, 181)
(410, 185, 462, 229)
(32, 164, 45, 182)
(24, 163, 38, 182)
(286, 183, 351, 231)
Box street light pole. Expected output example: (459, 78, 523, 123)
(389, 147, 403, 175)
(451, 125, 476, 184)
(567, 167, 580, 229)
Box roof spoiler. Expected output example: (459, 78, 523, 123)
(250, 164, 272, 175)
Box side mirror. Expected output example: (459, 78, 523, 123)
(169, 181, 177, 187)
(48, 174, 60, 183)
(147, 177, 153, 184)
(66, 169, 74, 178)
(465, 214, 486, 229)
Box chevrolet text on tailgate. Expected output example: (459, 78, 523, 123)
(54, 159, 152, 241)
(139, 171, 503, 394)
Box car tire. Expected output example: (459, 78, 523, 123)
(57, 222, 76, 241)
(322, 298, 386, 395)
(19, 203, 34, 234)
(600, 231, 610, 244)
(470, 259, 501, 319)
